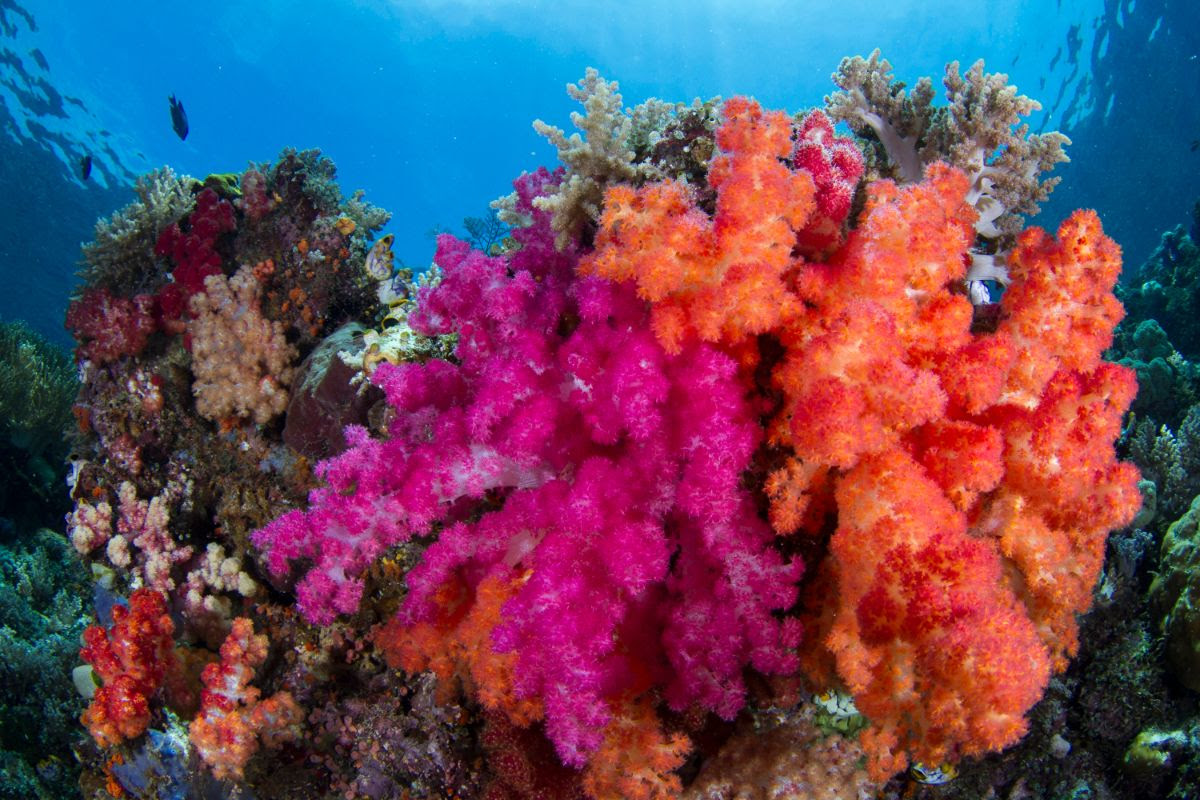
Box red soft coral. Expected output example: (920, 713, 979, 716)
(80, 589, 178, 747)
(65, 288, 157, 364)
(189, 617, 302, 780)
(791, 109, 864, 256)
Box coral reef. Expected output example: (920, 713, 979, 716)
(0, 319, 76, 532)
(1117, 222, 1200, 362)
(0, 529, 89, 800)
(57, 58, 1157, 800)
(1150, 495, 1200, 692)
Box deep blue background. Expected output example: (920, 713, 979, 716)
(2, 0, 1196, 347)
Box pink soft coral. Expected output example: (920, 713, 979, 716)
(253, 170, 802, 768)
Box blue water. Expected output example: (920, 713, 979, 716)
(3, 0, 1197, 346)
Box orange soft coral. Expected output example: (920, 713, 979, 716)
(573, 86, 1139, 784)
(769, 165, 976, 474)
(189, 617, 302, 780)
(824, 451, 1051, 779)
(581, 695, 690, 800)
(580, 96, 815, 353)
(376, 573, 544, 727)
(994, 209, 1127, 408)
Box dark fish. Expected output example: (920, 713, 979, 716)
(1191, 139, 1200, 153)
(79, 153, 92, 181)
(168, 93, 188, 140)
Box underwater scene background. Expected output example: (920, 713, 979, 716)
(1, 0, 1200, 797)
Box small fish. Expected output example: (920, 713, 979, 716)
(1191, 139, 1200, 153)
(365, 234, 395, 280)
(168, 93, 188, 140)
(79, 153, 92, 181)
(910, 762, 958, 785)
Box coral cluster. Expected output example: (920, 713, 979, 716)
(188, 263, 298, 425)
(60, 56, 1145, 800)
(0, 528, 89, 800)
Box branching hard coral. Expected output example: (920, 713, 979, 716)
(1126, 403, 1200, 525)
(825, 49, 937, 183)
(79, 167, 197, 292)
(0, 318, 76, 456)
(528, 69, 637, 249)
(826, 49, 1069, 259)
(933, 60, 1071, 238)
(187, 263, 298, 425)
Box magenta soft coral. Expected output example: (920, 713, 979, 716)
(252, 170, 802, 767)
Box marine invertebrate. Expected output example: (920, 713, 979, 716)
(582, 94, 1138, 779)
(154, 187, 237, 329)
(187, 263, 298, 425)
(79, 589, 179, 748)
(79, 167, 197, 292)
(189, 617, 302, 780)
(253, 167, 802, 771)
(580, 96, 816, 355)
(62, 59, 1142, 798)
(64, 287, 158, 365)
(826, 49, 1069, 244)
(0, 318, 77, 455)
(528, 68, 637, 249)
(1149, 494, 1200, 692)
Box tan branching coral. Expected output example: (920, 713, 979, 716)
(188, 264, 298, 425)
(524, 68, 638, 249)
(80, 167, 197, 290)
(826, 49, 1069, 247)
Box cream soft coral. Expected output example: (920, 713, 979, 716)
(188, 264, 297, 425)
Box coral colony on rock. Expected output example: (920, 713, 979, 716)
(49, 51, 1198, 800)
